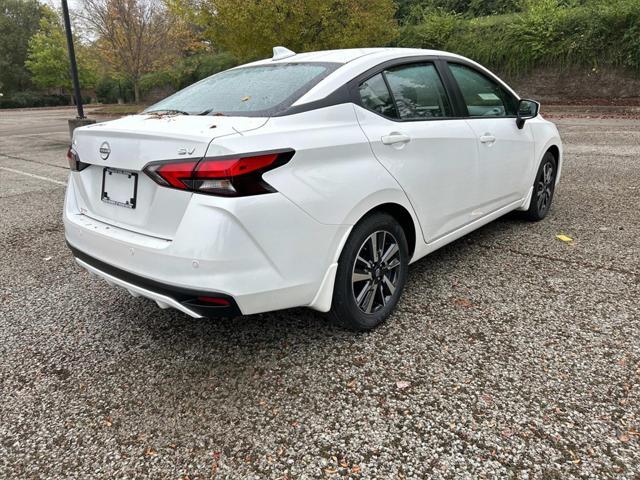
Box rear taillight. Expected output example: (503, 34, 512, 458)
(67, 146, 90, 171)
(143, 150, 294, 197)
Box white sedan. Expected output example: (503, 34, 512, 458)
(64, 47, 562, 330)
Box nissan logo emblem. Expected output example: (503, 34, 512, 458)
(99, 141, 111, 160)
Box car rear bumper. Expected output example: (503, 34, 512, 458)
(70, 244, 241, 318)
(64, 174, 350, 316)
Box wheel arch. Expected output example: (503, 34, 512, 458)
(357, 203, 417, 260)
(308, 199, 420, 313)
(546, 143, 561, 176)
(518, 140, 562, 212)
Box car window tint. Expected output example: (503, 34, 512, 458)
(383, 63, 452, 120)
(358, 73, 398, 118)
(145, 63, 338, 116)
(449, 63, 517, 117)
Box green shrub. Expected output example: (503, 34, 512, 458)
(395, 9, 461, 49)
(95, 76, 134, 104)
(0, 91, 69, 109)
(396, 0, 522, 20)
(396, 0, 640, 76)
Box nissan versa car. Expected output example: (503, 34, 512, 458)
(64, 47, 562, 330)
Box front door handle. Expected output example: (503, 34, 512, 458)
(381, 133, 411, 146)
(480, 134, 496, 144)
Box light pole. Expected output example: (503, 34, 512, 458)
(61, 0, 95, 138)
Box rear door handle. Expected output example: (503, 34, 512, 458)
(480, 134, 496, 144)
(381, 133, 411, 145)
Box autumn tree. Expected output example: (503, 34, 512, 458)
(25, 8, 96, 95)
(168, 0, 399, 62)
(81, 0, 189, 103)
(0, 0, 44, 93)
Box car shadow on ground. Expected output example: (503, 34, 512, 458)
(121, 210, 533, 355)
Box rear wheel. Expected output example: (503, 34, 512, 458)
(329, 212, 408, 331)
(525, 151, 557, 221)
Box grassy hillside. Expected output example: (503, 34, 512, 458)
(396, 0, 640, 77)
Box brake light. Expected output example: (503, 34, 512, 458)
(143, 150, 294, 197)
(67, 146, 90, 171)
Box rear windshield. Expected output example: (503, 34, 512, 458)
(145, 62, 339, 117)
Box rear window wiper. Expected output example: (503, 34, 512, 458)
(145, 109, 191, 116)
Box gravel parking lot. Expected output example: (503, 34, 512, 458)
(0, 106, 638, 479)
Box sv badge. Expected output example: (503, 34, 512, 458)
(177, 147, 196, 156)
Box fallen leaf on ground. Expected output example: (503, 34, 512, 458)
(453, 297, 473, 308)
(556, 234, 573, 242)
(501, 428, 514, 438)
(143, 447, 157, 457)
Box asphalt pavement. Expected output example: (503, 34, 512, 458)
(0, 106, 638, 479)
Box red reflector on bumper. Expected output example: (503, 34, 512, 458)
(197, 296, 230, 306)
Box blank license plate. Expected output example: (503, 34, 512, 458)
(101, 168, 138, 209)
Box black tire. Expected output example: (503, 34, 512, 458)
(329, 212, 409, 331)
(524, 151, 557, 221)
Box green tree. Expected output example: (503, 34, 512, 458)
(169, 0, 399, 62)
(0, 0, 44, 93)
(25, 9, 96, 94)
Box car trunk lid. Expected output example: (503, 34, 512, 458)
(70, 114, 268, 239)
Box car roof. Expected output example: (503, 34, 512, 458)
(246, 47, 459, 66)
(240, 47, 517, 109)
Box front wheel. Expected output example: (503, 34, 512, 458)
(524, 151, 557, 221)
(329, 212, 409, 331)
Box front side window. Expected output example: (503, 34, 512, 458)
(145, 63, 338, 117)
(449, 63, 518, 117)
(384, 63, 452, 120)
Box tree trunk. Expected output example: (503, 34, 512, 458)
(134, 82, 140, 104)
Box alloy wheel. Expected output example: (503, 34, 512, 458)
(351, 230, 401, 314)
(536, 161, 555, 215)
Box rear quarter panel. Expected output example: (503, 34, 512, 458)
(211, 104, 420, 231)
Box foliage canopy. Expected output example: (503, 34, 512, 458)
(81, 0, 192, 102)
(0, 0, 44, 93)
(396, 0, 640, 76)
(168, 0, 399, 62)
(25, 9, 96, 92)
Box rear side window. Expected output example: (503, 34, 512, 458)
(358, 63, 452, 120)
(145, 63, 338, 117)
(359, 74, 398, 118)
(384, 63, 452, 119)
(449, 63, 518, 117)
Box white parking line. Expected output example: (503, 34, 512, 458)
(0, 166, 67, 186)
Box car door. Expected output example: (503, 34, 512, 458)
(354, 61, 480, 243)
(446, 62, 535, 215)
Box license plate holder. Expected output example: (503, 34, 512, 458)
(101, 168, 138, 209)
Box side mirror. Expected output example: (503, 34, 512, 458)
(516, 99, 540, 129)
